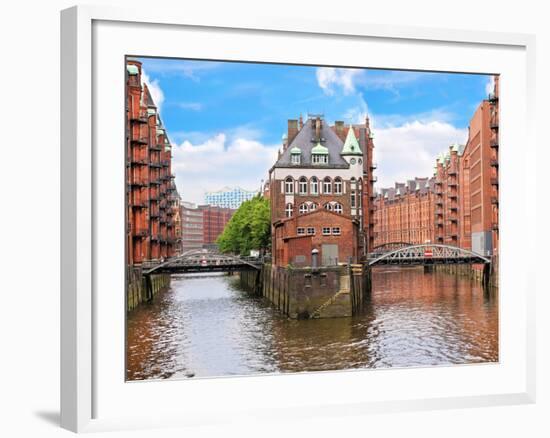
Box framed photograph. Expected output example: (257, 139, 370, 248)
(61, 5, 536, 433)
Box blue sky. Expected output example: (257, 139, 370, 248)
(135, 57, 493, 204)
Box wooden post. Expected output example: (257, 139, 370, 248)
(482, 263, 491, 290)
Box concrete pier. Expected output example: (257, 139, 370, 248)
(240, 263, 370, 319)
(126, 266, 171, 311)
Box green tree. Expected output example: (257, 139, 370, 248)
(217, 195, 271, 255)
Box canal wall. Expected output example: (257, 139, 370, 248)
(240, 264, 370, 319)
(127, 266, 171, 311)
(433, 256, 499, 288)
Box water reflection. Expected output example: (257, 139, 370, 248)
(126, 267, 498, 380)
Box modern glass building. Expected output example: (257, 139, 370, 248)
(204, 186, 257, 209)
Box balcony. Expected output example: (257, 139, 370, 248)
(449, 205, 458, 211)
(150, 144, 162, 151)
(166, 209, 174, 216)
(131, 137, 148, 145)
(436, 200, 443, 206)
(131, 200, 147, 208)
(490, 120, 499, 130)
(370, 162, 377, 170)
(490, 159, 499, 167)
(133, 229, 148, 237)
(150, 161, 162, 168)
(449, 217, 458, 223)
(130, 180, 148, 187)
(130, 115, 148, 124)
(436, 221, 444, 227)
(491, 177, 499, 186)
(161, 160, 170, 167)
(448, 193, 458, 199)
(370, 176, 378, 183)
(435, 209, 443, 216)
(130, 157, 148, 166)
(448, 169, 457, 176)
(491, 196, 499, 205)
(447, 181, 457, 187)
(170, 174, 176, 179)
(435, 181, 443, 186)
(149, 179, 161, 185)
(492, 223, 499, 231)
(488, 93, 498, 103)
(490, 137, 499, 148)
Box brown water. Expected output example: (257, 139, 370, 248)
(126, 267, 498, 380)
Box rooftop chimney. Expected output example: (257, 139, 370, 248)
(335, 121, 345, 141)
(287, 119, 298, 145)
(299, 114, 303, 130)
(315, 117, 321, 141)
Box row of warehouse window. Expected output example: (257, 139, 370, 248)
(285, 202, 344, 217)
(284, 176, 362, 195)
(296, 227, 341, 236)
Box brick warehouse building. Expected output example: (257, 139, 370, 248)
(180, 202, 236, 253)
(372, 75, 499, 258)
(126, 60, 181, 265)
(269, 114, 376, 267)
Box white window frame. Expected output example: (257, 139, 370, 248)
(291, 153, 301, 164)
(299, 177, 308, 195)
(285, 177, 294, 194)
(334, 178, 342, 194)
(299, 203, 309, 215)
(285, 203, 293, 217)
(297, 227, 305, 235)
(332, 227, 341, 235)
(334, 203, 343, 214)
(323, 177, 332, 194)
(310, 177, 318, 195)
(322, 227, 331, 235)
(307, 227, 315, 235)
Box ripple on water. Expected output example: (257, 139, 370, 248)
(126, 269, 498, 380)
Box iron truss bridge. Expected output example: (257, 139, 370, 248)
(367, 243, 491, 267)
(143, 250, 263, 275)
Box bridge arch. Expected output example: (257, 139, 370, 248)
(368, 243, 491, 266)
(371, 242, 413, 254)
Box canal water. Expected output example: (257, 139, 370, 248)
(126, 267, 498, 380)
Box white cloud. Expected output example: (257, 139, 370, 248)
(374, 121, 468, 189)
(172, 133, 279, 204)
(141, 69, 164, 113)
(316, 67, 362, 95)
(485, 76, 495, 96)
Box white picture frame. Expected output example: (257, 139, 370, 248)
(60, 5, 537, 433)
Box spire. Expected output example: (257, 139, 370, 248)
(341, 125, 362, 156)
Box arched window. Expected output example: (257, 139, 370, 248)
(285, 203, 294, 218)
(323, 177, 332, 194)
(334, 177, 342, 194)
(285, 177, 294, 194)
(310, 202, 318, 211)
(324, 203, 333, 211)
(299, 177, 308, 195)
(299, 203, 309, 215)
(310, 177, 318, 195)
(351, 190, 356, 208)
(334, 203, 343, 214)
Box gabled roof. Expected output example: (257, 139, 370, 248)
(143, 85, 156, 108)
(273, 118, 349, 168)
(341, 126, 363, 156)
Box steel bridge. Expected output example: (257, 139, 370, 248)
(367, 243, 491, 267)
(143, 249, 262, 275)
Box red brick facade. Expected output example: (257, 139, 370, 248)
(269, 115, 375, 267)
(372, 75, 499, 257)
(126, 60, 181, 265)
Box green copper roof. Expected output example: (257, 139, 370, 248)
(311, 142, 329, 155)
(341, 126, 363, 156)
(157, 128, 165, 135)
(290, 146, 301, 154)
(127, 65, 139, 75)
(147, 108, 156, 116)
(445, 151, 451, 161)
(437, 153, 445, 164)
(451, 143, 460, 153)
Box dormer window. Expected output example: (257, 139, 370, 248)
(312, 154, 328, 164)
(311, 142, 329, 165)
(290, 146, 301, 165)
